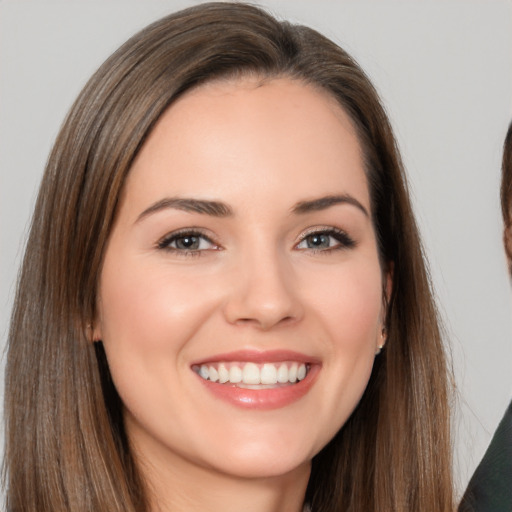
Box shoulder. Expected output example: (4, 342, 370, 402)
(459, 400, 512, 511)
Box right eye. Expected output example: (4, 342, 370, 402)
(157, 230, 219, 254)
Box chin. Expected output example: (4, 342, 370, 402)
(198, 432, 319, 480)
(213, 454, 312, 480)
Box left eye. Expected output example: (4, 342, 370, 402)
(296, 229, 355, 251)
(158, 232, 217, 252)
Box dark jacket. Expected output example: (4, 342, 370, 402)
(459, 400, 512, 511)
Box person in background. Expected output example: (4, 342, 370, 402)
(459, 122, 512, 511)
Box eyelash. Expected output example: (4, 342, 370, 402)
(156, 227, 356, 256)
(157, 229, 219, 256)
(295, 227, 356, 253)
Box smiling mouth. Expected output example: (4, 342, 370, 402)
(192, 361, 309, 388)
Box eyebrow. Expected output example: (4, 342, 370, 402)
(136, 197, 233, 222)
(292, 194, 369, 217)
(136, 193, 369, 223)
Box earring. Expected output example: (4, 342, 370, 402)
(376, 327, 386, 355)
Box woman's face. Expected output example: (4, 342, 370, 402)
(95, 77, 389, 481)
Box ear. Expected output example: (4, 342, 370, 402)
(376, 263, 393, 355)
(88, 295, 104, 343)
(382, 261, 393, 318)
(87, 302, 103, 343)
(86, 321, 102, 343)
(384, 263, 393, 306)
(92, 323, 103, 343)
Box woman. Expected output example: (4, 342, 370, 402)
(3, 3, 454, 511)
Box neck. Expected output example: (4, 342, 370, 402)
(135, 444, 310, 512)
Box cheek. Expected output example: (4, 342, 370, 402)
(96, 256, 228, 432)
(303, 260, 384, 348)
(97, 256, 222, 363)
(302, 260, 383, 410)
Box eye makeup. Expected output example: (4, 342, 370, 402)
(156, 228, 220, 255)
(295, 226, 356, 253)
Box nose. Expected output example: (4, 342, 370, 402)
(223, 250, 304, 330)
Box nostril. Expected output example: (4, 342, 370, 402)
(222, 270, 304, 329)
(234, 314, 296, 330)
(235, 317, 253, 324)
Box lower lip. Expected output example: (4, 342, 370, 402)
(195, 365, 320, 410)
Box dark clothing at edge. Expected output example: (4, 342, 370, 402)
(459, 400, 512, 512)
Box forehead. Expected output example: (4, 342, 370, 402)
(122, 76, 369, 217)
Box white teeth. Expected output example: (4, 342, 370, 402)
(277, 363, 289, 383)
(196, 362, 309, 386)
(289, 363, 298, 383)
(242, 362, 260, 384)
(260, 363, 278, 385)
(218, 364, 229, 383)
(229, 365, 242, 383)
(199, 365, 209, 380)
(209, 366, 219, 382)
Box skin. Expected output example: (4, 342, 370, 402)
(95, 77, 390, 512)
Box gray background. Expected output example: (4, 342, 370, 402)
(1, 0, 511, 497)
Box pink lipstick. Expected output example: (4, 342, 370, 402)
(192, 350, 320, 410)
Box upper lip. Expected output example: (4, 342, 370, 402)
(191, 349, 320, 367)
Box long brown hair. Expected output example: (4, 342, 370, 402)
(500, 122, 512, 270)
(4, 3, 454, 511)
